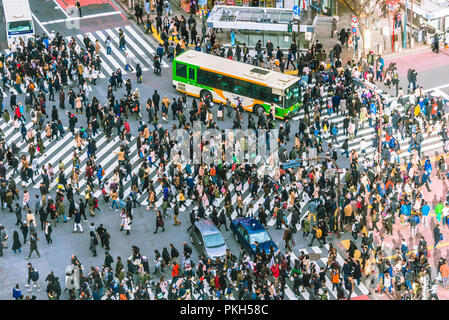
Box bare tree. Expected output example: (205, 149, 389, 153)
(339, 0, 385, 54)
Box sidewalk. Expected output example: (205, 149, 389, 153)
(116, 0, 203, 47)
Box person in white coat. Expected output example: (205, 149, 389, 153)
(124, 213, 132, 235)
(64, 261, 83, 294)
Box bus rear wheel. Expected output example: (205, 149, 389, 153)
(255, 105, 265, 116)
(200, 90, 212, 102)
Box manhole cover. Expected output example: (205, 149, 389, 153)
(309, 253, 321, 261)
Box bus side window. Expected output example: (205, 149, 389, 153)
(198, 69, 218, 89)
(176, 63, 187, 78)
(217, 74, 230, 91)
(234, 79, 247, 96)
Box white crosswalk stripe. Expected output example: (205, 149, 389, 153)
(285, 246, 368, 300)
(123, 25, 169, 68)
(61, 26, 169, 80)
(294, 84, 449, 164)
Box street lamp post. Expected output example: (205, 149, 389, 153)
(377, 95, 383, 165)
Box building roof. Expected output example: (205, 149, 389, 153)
(407, 0, 449, 20)
(206, 5, 314, 32)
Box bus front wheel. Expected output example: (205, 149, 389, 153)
(255, 105, 265, 116)
(200, 90, 212, 102)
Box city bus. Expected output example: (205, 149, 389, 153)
(2, 0, 35, 47)
(172, 50, 301, 119)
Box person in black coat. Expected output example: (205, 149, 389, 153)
(187, 210, 197, 232)
(217, 210, 228, 231)
(347, 240, 357, 259)
(39, 207, 48, 230)
(136, 64, 142, 83)
(104, 251, 114, 268)
(12, 230, 22, 254)
(154, 211, 165, 233)
(162, 247, 170, 270)
(434, 224, 442, 248)
(20, 221, 28, 244)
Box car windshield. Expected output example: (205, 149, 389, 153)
(204, 233, 225, 248)
(250, 231, 271, 245)
(284, 82, 300, 108)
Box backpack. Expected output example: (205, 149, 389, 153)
(138, 167, 145, 178)
(345, 281, 352, 290)
(101, 168, 105, 176)
(32, 270, 39, 281)
(315, 227, 322, 238)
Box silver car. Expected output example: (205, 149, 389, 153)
(189, 220, 227, 262)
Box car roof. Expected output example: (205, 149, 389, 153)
(194, 219, 221, 236)
(235, 217, 266, 234)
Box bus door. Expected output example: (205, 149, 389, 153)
(187, 67, 196, 85)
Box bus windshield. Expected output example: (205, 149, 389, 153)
(284, 82, 300, 108)
(8, 20, 33, 34)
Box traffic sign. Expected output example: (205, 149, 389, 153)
(351, 26, 358, 34)
(293, 5, 300, 20)
(281, 159, 303, 169)
(351, 15, 358, 24)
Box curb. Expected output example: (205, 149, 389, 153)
(115, 0, 196, 47)
(383, 45, 431, 60)
(115, 0, 135, 19)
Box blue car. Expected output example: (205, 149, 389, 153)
(230, 217, 277, 258)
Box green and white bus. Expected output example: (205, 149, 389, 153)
(172, 50, 301, 119)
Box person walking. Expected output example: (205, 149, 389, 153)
(440, 260, 449, 288)
(105, 36, 112, 55)
(429, 280, 439, 300)
(89, 231, 98, 257)
(154, 210, 165, 233)
(44, 221, 53, 244)
(75, 0, 82, 17)
(123, 212, 132, 235)
(308, 223, 324, 248)
(27, 267, 42, 292)
(26, 233, 40, 259)
(12, 230, 22, 254)
(72, 209, 83, 233)
(434, 224, 442, 248)
(283, 227, 294, 252)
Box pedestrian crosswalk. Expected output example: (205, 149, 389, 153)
(293, 83, 449, 164)
(281, 244, 370, 300)
(0, 112, 314, 236)
(144, 243, 369, 300)
(65, 25, 169, 80)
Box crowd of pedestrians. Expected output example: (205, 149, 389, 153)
(1, 3, 449, 299)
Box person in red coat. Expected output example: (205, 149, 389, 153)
(171, 263, 180, 279)
(271, 263, 280, 288)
